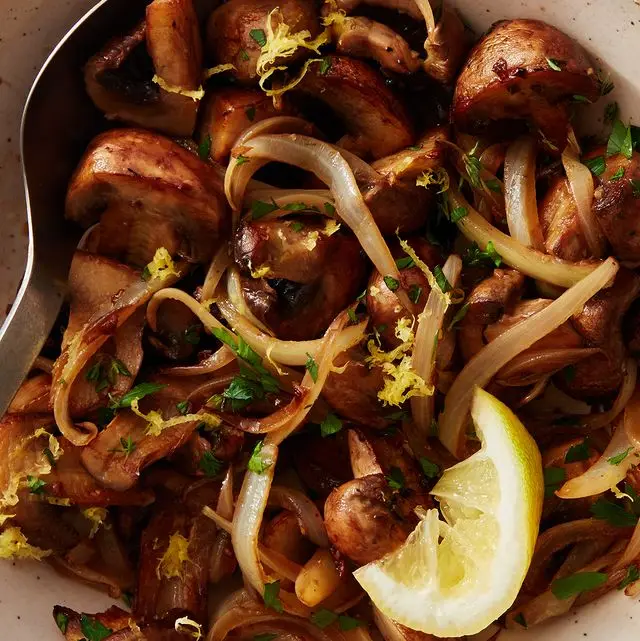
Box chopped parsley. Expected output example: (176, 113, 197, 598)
(590, 498, 638, 528)
(572, 94, 591, 104)
(111, 436, 136, 458)
(611, 167, 626, 181)
(250, 199, 279, 219)
(544, 466, 566, 498)
(198, 134, 211, 161)
(513, 613, 527, 629)
(448, 303, 469, 330)
(618, 564, 640, 590)
(386, 466, 405, 490)
(290, 221, 305, 232)
(199, 451, 223, 477)
(263, 580, 283, 613)
(320, 413, 343, 438)
(419, 457, 440, 479)
(305, 353, 319, 382)
(599, 73, 615, 96)
(324, 201, 336, 216)
(183, 324, 201, 345)
(80, 615, 113, 641)
(395, 255, 415, 270)
(484, 179, 502, 193)
(248, 440, 271, 475)
(176, 400, 190, 415)
(607, 120, 633, 159)
(27, 476, 46, 495)
(283, 201, 310, 211)
(254, 635, 278, 641)
(318, 57, 332, 75)
(546, 58, 564, 71)
(338, 615, 362, 631)
(55, 612, 69, 634)
(239, 49, 250, 62)
(608, 447, 635, 465)
(245, 106, 256, 121)
(462, 241, 502, 268)
(85, 356, 131, 393)
(408, 284, 423, 304)
(462, 144, 483, 189)
(564, 439, 590, 463)
(311, 609, 338, 629)
(383, 275, 400, 291)
(433, 265, 451, 293)
(236, 155, 250, 166)
(583, 155, 606, 177)
(551, 572, 607, 600)
(450, 206, 468, 223)
(249, 28, 267, 47)
(109, 382, 166, 410)
(605, 101, 620, 124)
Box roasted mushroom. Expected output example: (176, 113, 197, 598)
(66, 129, 229, 267)
(206, 0, 321, 84)
(453, 19, 600, 151)
(84, 0, 203, 136)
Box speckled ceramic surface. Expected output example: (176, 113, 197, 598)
(1, 0, 639, 639)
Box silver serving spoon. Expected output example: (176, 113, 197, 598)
(0, 0, 215, 415)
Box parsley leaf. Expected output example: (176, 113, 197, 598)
(27, 476, 46, 495)
(608, 447, 634, 465)
(324, 201, 336, 216)
(312, 609, 338, 629)
(176, 400, 190, 415)
(607, 120, 633, 159)
(463, 145, 483, 189)
(248, 440, 271, 474)
(250, 199, 279, 220)
(462, 241, 502, 268)
(605, 101, 620, 124)
(408, 284, 422, 304)
(450, 206, 468, 222)
(433, 265, 451, 293)
(236, 155, 250, 166)
(283, 202, 310, 211)
(111, 436, 136, 457)
(419, 457, 440, 479)
(263, 580, 283, 613)
(484, 179, 502, 193)
(254, 635, 278, 641)
(544, 466, 566, 498)
(250, 28, 267, 47)
(590, 498, 638, 527)
(109, 382, 166, 409)
(290, 221, 305, 232)
(611, 167, 626, 181)
(245, 106, 256, 121)
(551, 572, 608, 600)
(198, 134, 211, 161)
(239, 49, 250, 62)
(546, 57, 564, 71)
(338, 616, 362, 631)
(584, 155, 606, 177)
(564, 439, 590, 463)
(448, 303, 469, 330)
(572, 94, 592, 104)
(395, 255, 415, 270)
(80, 615, 113, 641)
(513, 612, 527, 629)
(386, 466, 405, 490)
(618, 564, 640, 590)
(199, 451, 223, 477)
(55, 612, 69, 634)
(305, 353, 319, 382)
(319, 57, 332, 75)
(320, 413, 343, 438)
(383, 275, 399, 291)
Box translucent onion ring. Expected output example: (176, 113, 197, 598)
(268, 485, 329, 547)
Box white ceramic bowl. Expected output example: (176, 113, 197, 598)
(1, 0, 639, 638)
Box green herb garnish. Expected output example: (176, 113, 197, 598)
(320, 413, 343, 438)
(551, 572, 607, 600)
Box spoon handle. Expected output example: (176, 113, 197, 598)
(0, 266, 65, 415)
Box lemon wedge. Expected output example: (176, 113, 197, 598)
(354, 387, 544, 637)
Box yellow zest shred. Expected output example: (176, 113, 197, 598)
(266, 344, 286, 376)
(251, 264, 272, 279)
(0, 514, 15, 526)
(175, 617, 203, 641)
(43, 497, 72, 507)
(416, 167, 450, 194)
(322, 219, 341, 236)
(256, 8, 330, 98)
(398, 236, 445, 299)
(144, 247, 181, 282)
(157, 532, 191, 579)
(0, 527, 51, 560)
(302, 231, 320, 251)
(130, 400, 221, 437)
(366, 317, 433, 406)
(83, 507, 109, 538)
(369, 285, 382, 301)
(152, 75, 205, 101)
(203, 64, 236, 79)
(321, 1, 347, 27)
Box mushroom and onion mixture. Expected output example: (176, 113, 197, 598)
(4, 0, 640, 639)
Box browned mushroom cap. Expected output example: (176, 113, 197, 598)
(330, 16, 421, 75)
(559, 268, 640, 399)
(321, 346, 390, 429)
(199, 88, 292, 162)
(294, 55, 414, 159)
(367, 238, 443, 348)
(62, 251, 144, 418)
(324, 474, 412, 564)
(453, 19, 600, 151)
(206, 0, 320, 84)
(66, 129, 229, 267)
(593, 151, 640, 261)
(239, 230, 366, 340)
(539, 176, 589, 261)
(84, 0, 203, 136)
(422, 4, 467, 84)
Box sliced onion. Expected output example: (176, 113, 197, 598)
(201, 246, 232, 301)
(504, 137, 544, 250)
(161, 345, 236, 377)
(412, 0, 436, 33)
(449, 188, 599, 288)
(218, 298, 366, 367)
(210, 466, 235, 584)
(579, 357, 637, 430)
(242, 189, 335, 222)
(527, 383, 592, 417)
(439, 257, 619, 457)
(235, 116, 320, 148)
(223, 134, 404, 302)
(52, 268, 182, 446)
(562, 137, 604, 258)
(557, 417, 640, 499)
(227, 268, 274, 335)
(411, 255, 462, 434)
(269, 485, 329, 547)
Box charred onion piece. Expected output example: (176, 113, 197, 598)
(66, 129, 228, 267)
(453, 19, 600, 151)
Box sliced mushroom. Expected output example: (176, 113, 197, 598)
(206, 0, 320, 84)
(367, 238, 442, 348)
(238, 228, 366, 340)
(199, 88, 292, 162)
(539, 176, 589, 261)
(294, 55, 414, 159)
(322, 347, 390, 429)
(560, 268, 640, 398)
(329, 15, 421, 75)
(66, 129, 229, 267)
(8, 373, 52, 414)
(592, 151, 640, 261)
(453, 19, 600, 151)
(84, 0, 203, 136)
(263, 510, 314, 564)
(422, 3, 467, 84)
